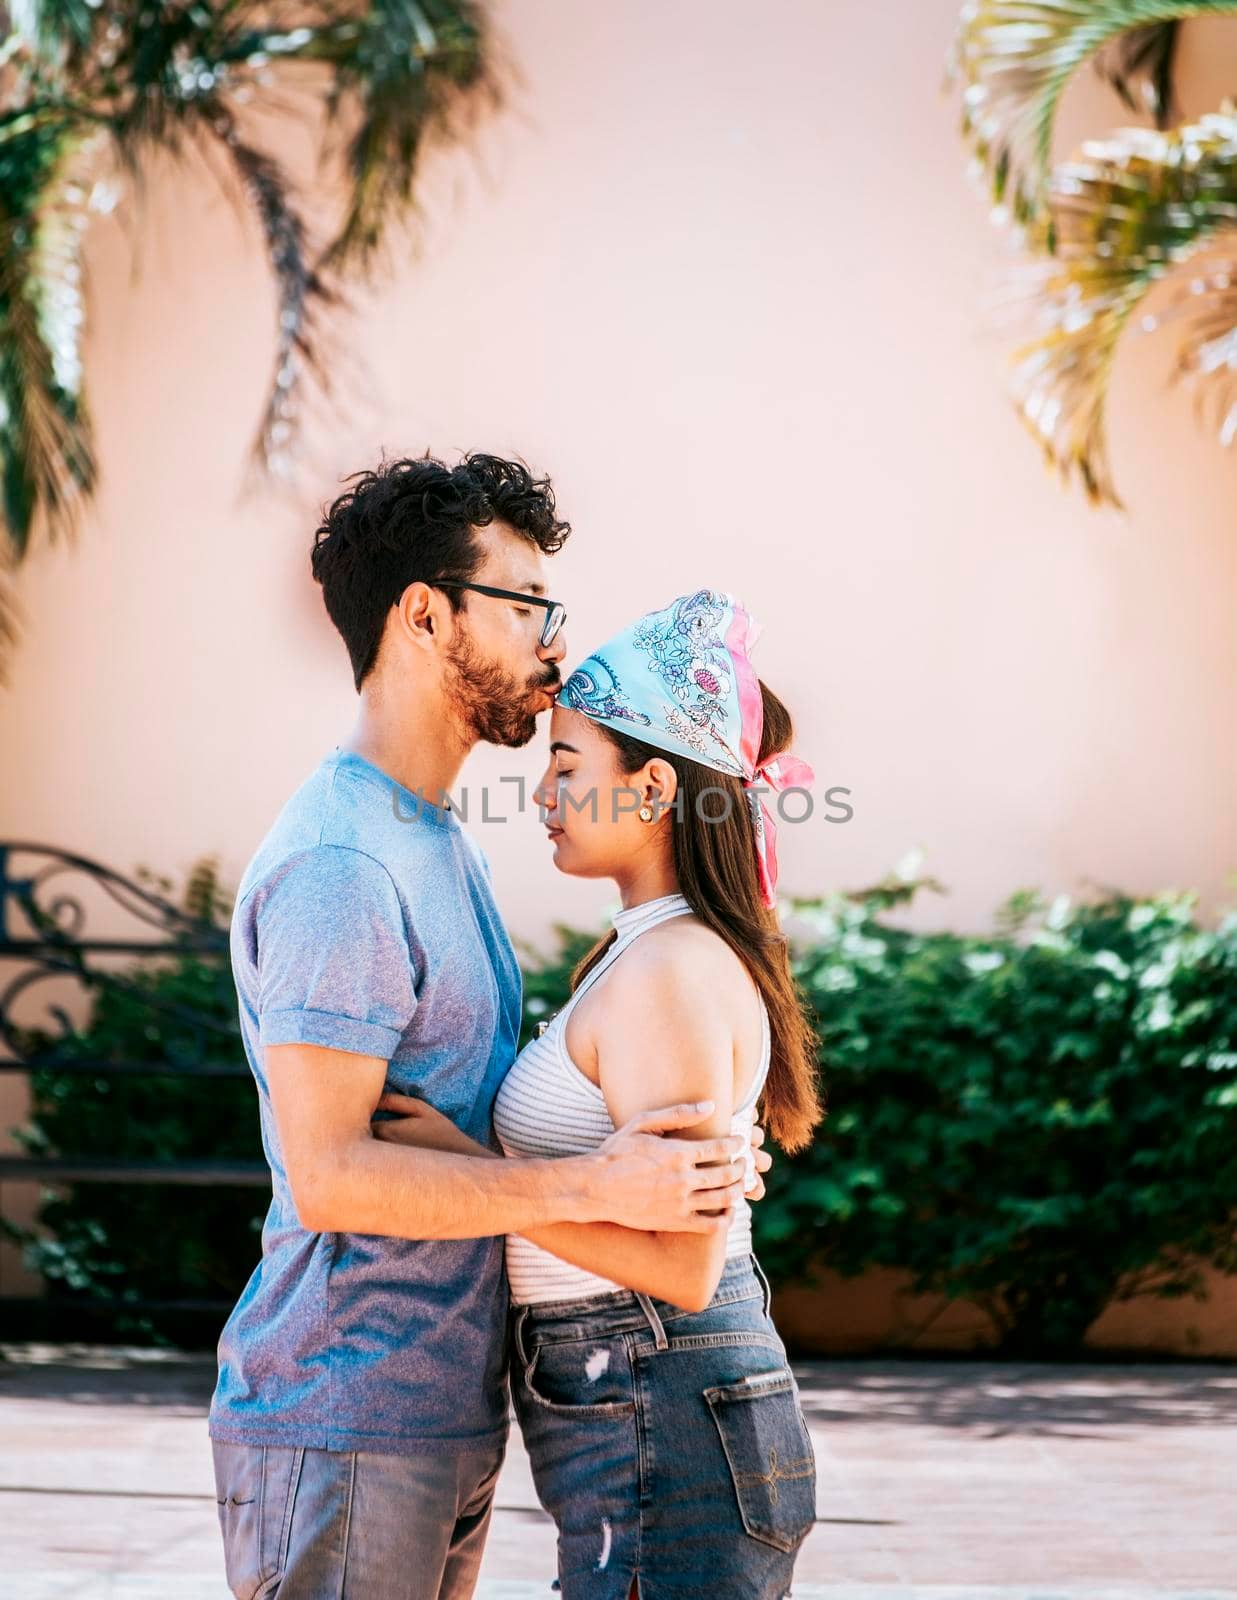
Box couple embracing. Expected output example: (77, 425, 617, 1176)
(208, 452, 823, 1599)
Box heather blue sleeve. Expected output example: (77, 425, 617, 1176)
(253, 846, 417, 1059)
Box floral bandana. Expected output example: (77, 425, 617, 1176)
(556, 588, 815, 908)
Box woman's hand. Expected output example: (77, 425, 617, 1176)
(371, 1092, 500, 1161)
(747, 1120, 772, 1202)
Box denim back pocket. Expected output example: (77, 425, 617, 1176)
(213, 1442, 304, 1600)
(704, 1368, 816, 1552)
(521, 1334, 636, 1418)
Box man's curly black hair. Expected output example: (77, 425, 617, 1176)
(311, 452, 572, 690)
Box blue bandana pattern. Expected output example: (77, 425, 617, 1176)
(555, 588, 816, 908)
(558, 589, 746, 776)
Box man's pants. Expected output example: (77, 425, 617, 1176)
(212, 1436, 505, 1599)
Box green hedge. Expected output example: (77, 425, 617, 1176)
(5, 864, 1235, 1354)
(768, 870, 1237, 1354)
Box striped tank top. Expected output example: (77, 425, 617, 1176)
(493, 891, 771, 1305)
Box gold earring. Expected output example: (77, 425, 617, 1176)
(638, 805, 655, 823)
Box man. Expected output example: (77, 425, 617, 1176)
(208, 453, 765, 1598)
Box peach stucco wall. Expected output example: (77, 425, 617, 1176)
(776, 1266, 1237, 1361)
(1, 2, 1234, 1331)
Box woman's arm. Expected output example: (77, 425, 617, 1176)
(522, 939, 741, 1311)
(518, 1216, 728, 1312)
(372, 942, 759, 1312)
(374, 1104, 750, 1312)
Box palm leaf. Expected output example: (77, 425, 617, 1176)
(114, 3, 498, 267)
(0, 538, 21, 680)
(313, 0, 498, 269)
(0, 2, 502, 590)
(0, 111, 96, 554)
(1008, 113, 1237, 504)
(8, 0, 98, 62)
(79, 8, 343, 476)
(97, 1, 260, 149)
(204, 119, 336, 474)
(1095, 21, 1180, 126)
(949, 1, 1237, 225)
(1162, 253, 1237, 441)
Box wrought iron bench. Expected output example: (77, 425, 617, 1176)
(0, 842, 268, 1329)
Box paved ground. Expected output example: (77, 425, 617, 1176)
(1, 1344, 1234, 1599)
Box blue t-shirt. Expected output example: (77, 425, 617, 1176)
(208, 747, 523, 1456)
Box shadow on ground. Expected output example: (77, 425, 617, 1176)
(793, 1358, 1237, 1436)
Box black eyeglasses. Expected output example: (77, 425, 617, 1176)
(432, 581, 566, 649)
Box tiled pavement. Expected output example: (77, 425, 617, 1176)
(1, 1343, 1234, 1598)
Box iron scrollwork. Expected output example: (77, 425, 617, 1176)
(0, 841, 238, 1073)
(0, 842, 266, 1193)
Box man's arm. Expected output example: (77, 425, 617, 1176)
(267, 1042, 748, 1237)
(250, 846, 746, 1239)
(371, 1089, 772, 1205)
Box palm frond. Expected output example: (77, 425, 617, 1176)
(1163, 255, 1237, 442)
(0, 113, 97, 553)
(100, 2, 256, 148)
(1095, 21, 1180, 127)
(117, 4, 498, 267)
(0, 1, 503, 592)
(8, 1, 98, 62)
(1008, 113, 1237, 505)
(950, 1, 1237, 225)
(313, 0, 498, 269)
(204, 117, 335, 475)
(0, 537, 21, 681)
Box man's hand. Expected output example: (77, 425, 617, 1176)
(588, 1102, 748, 1233)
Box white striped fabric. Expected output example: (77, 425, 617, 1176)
(494, 891, 771, 1305)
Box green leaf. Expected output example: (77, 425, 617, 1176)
(0, 2, 500, 622)
(1006, 113, 1237, 505)
(0, 115, 97, 554)
(948, 1, 1237, 221)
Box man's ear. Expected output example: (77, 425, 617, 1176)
(393, 582, 441, 653)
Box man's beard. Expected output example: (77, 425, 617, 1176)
(445, 630, 555, 749)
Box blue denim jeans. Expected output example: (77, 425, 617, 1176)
(511, 1253, 817, 1599)
(211, 1435, 505, 1599)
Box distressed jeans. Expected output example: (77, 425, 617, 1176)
(510, 1252, 817, 1599)
(211, 1435, 505, 1599)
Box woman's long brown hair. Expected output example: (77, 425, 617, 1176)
(570, 680, 824, 1154)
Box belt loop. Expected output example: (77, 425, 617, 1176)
(751, 1251, 773, 1318)
(512, 1304, 531, 1367)
(634, 1290, 668, 1351)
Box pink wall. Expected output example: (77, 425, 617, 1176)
(2, 2, 1236, 1305)
(2, 0, 1233, 948)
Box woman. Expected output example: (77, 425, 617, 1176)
(377, 588, 823, 1598)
